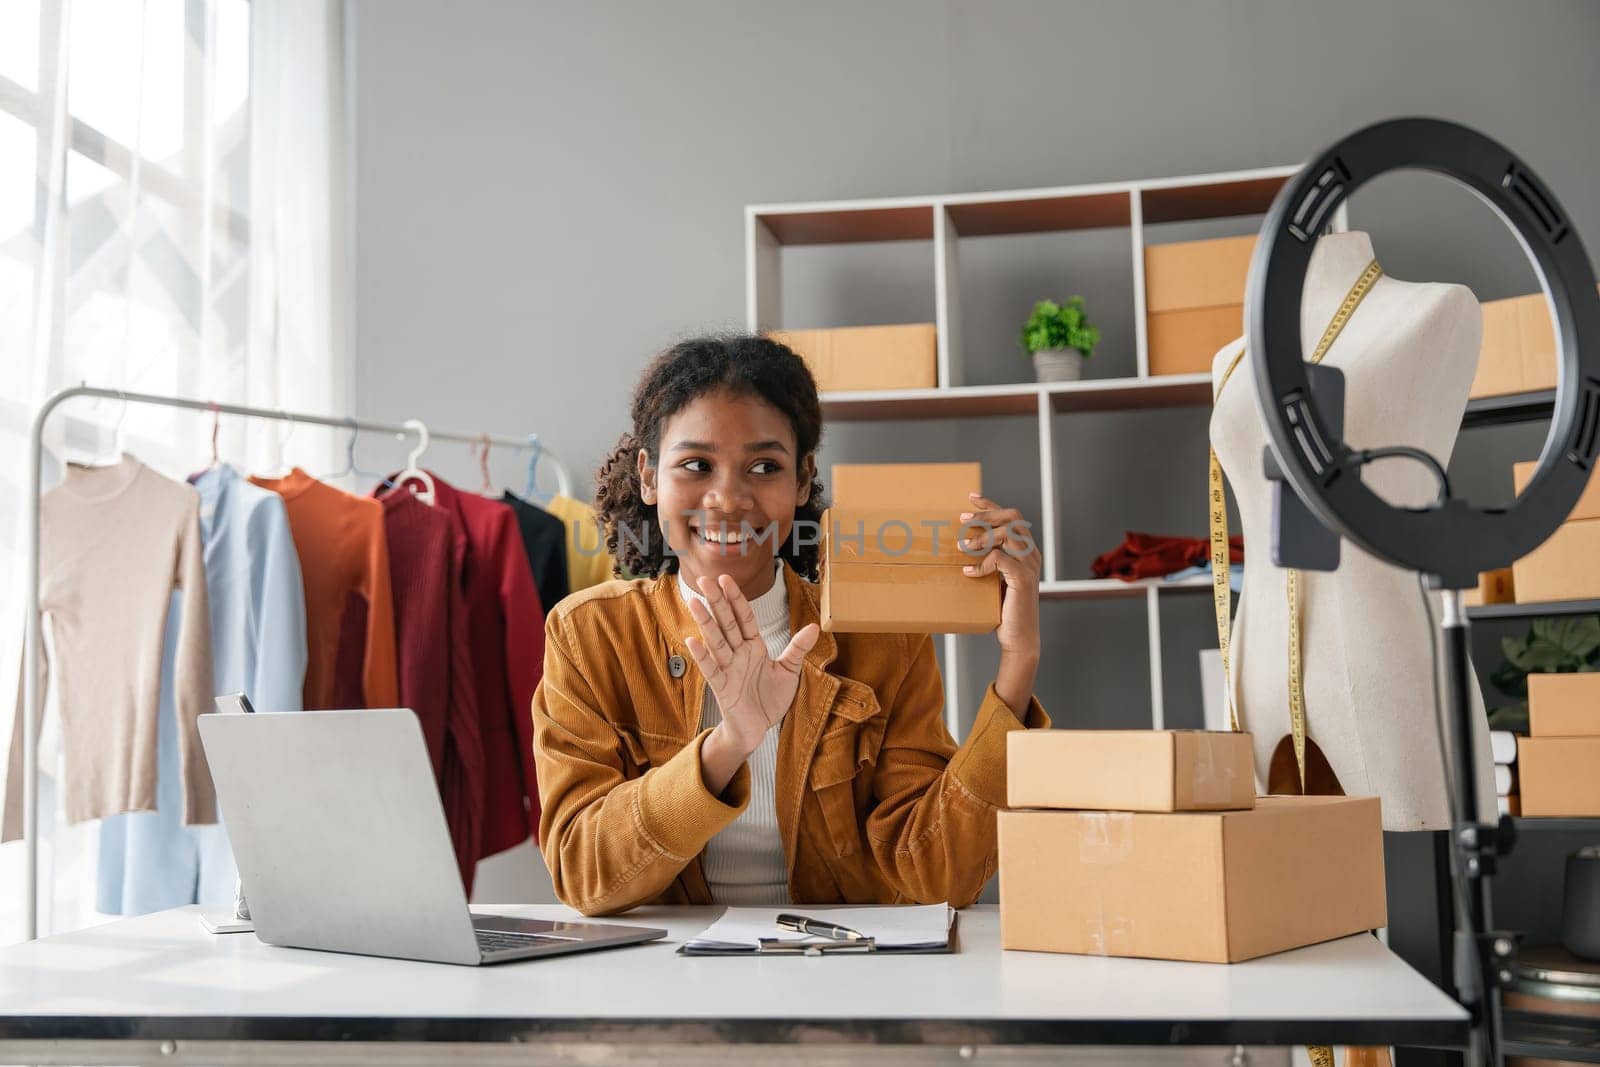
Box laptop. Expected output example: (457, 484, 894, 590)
(199, 700, 667, 965)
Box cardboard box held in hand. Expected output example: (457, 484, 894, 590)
(821, 462, 1002, 634)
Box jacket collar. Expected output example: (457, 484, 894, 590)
(649, 559, 838, 672)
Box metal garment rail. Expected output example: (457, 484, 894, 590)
(20, 384, 577, 939)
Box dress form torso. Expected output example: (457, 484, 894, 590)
(1210, 231, 1496, 830)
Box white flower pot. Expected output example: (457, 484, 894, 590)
(1032, 348, 1084, 382)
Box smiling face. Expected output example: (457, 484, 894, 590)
(638, 387, 813, 601)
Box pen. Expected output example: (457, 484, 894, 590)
(776, 913, 866, 941)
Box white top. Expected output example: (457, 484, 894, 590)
(677, 564, 791, 905)
(0, 905, 1467, 1047)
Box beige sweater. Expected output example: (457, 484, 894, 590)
(3, 456, 217, 842)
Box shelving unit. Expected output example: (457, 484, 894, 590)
(1469, 598, 1600, 622)
(747, 165, 1305, 735)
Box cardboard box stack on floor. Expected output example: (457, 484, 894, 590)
(820, 462, 1001, 634)
(1144, 235, 1255, 377)
(999, 730, 1388, 964)
(1519, 673, 1600, 817)
(1510, 460, 1600, 604)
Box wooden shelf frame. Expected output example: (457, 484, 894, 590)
(746, 165, 1304, 737)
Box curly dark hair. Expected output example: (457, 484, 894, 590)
(595, 334, 828, 580)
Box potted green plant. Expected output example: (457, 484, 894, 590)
(1020, 296, 1101, 382)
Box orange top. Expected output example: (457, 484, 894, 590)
(249, 469, 398, 710)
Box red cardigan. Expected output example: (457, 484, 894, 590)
(426, 476, 546, 857)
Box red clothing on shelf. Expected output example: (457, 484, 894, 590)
(416, 476, 546, 858)
(339, 491, 486, 890)
(1091, 531, 1244, 581)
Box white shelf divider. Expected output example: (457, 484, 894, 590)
(746, 211, 781, 332)
(1038, 576, 1212, 599)
(1130, 189, 1150, 379)
(943, 632, 961, 740)
(1147, 586, 1165, 729)
(934, 205, 964, 388)
(1036, 391, 1057, 584)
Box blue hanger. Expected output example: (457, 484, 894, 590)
(521, 433, 553, 504)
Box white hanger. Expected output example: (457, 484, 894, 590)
(90, 390, 129, 466)
(392, 418, 436, 505)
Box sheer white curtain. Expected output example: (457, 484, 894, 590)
(0, 0, 347, 943)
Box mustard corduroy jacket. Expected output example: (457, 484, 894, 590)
(531, 560, 1050, 916)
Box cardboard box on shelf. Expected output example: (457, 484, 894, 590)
(1147, 304, 1245, 378)
(1511, 518, 1600, 604)
(1144, 234, 1255, 378)
(1463, 567, 1516, 608)
(1517, 736, 1600, 816)
(1528, 673, 1600, 737)
(830, 462, 980, 514)
(1144, 235, 1257, 313)
(769, 324, 938, 393)
(999, 796, 1386, 963)
(1469, 292, 1563, 400)
(1007, 730, 1256, 813)
(1514, 461, 1600, 524)
(820, 463, 1001, 634)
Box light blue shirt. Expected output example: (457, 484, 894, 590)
(97, 464, 307, 914)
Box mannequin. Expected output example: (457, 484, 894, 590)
(1210, 230, 1496, 830)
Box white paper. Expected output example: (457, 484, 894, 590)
(685, 904, 954, 951)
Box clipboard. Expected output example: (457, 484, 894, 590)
(676, 913, 959, 957)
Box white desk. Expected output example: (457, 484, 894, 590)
(0, 905, 1467, 1065)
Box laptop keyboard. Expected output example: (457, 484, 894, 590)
(475, 929, 569, 953)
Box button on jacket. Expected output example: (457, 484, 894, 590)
(532, 560, 1049, 916)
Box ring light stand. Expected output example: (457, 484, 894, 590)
(1248, 118, 1600, 1064)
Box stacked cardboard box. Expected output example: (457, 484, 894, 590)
(1144, 235, 1255, 377)
(820, 463, 1000, 634)
(1510, 461, 1600, 604)
(1519, 674, 1600, 817)
(999, 730, 1388, 963)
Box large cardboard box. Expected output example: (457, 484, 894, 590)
(821, 463, 1001, 634)
(770, 324, 937, 393)
(1144, 235, 1255, 377)
(1529, 673, 1600, 737)
(999, 796, 1386, 963)
(1518, 736, 1600, 816)
(1514, 460, 1600, 523)
(1512, 517, 1600, 604)
(1007, 730, 1256, 812)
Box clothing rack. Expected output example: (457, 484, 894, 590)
(19, 383, 578, 939)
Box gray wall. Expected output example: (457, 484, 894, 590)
(351, 0, 1600, 896)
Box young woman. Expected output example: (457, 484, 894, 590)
(531, 334, 1049, 916)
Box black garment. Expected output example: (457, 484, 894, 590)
(502, 491, 571, 614)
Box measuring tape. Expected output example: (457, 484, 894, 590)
(1209, 258, 1384, 788)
